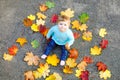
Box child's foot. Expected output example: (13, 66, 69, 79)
(60, 60, 65, 66)
(41, 54, 47, 59)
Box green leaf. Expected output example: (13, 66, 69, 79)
(31, 40, 40, 49)
(79, 13, 89, 24)
(45, 1, 55, 8)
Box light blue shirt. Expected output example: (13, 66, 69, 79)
(47, 25, 74, 46)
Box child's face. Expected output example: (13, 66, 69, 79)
(58, 21, 70, 32)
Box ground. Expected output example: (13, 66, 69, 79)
(0, 0, 120, 80)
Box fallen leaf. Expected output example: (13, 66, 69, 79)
(8, 45, 18, 56)
(100, 39, 108, 49)
(31, 40, 40, 49)
(79, 24, 88, 31)
(39, 4, 48, 12)
(99, 28, 107, 37)
(73, 32, 80, 39)
(69, 48, 79, 60)
(24, 71, 35, 80)
(53, 72, 62, 80)
(36, 12, 47, 20)
(27, 14, 36, 21)
(99, 69, 111, 80)
(96, 61, 107, 71)
(24, 52, 40, 66)
(82, 56, 93, 64)
(80, 70, 89, 80)
(31, 24, 39, 32)
(63, 66, 73, 74)
(3, 53, 13, 61)
(36, 19, 45, 26)
(23, 18, 33, 27)
(16, 37, 27, 46)
(46, 54, 60, 66)
(77, 61, 87, 71)
(61, 8, 74, 18)
(75, 69, 82, 78)
(71, 20, 81, 30)
(82, 31, 92, 41)
(79, 13, 89, 24)
(45, 1, 55, 8)
(50, 14, 58, 23)
(39, 25, 49, 37)
(33, 71, 42, 79)
(66, 58, 77, 68)
(90, 46, 102, 55)
(45, 74, 56, 80)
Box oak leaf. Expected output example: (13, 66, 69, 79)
(8, 45, 18, 56)
(61, 8, 74, 18)
(90, 46, 102, 55)
(3, 53, 13, 61)
(16, 37, 27, 46)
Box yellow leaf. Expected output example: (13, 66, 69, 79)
(82, 31, 92, 41)
(36, 12, 47, 19)
(33, 71, 42, 79)
(27, 14, 36, 20)
(16, 37, 27, 46)
(46, 74, 56, 80)
(79, 24, 88, 31)
(77, 61, 87, 71)
(31, 24, 39, 32)
(75, 69, 82, 77)
(99, 69, 111, 80)
(3, 53, 13, 61)
(60, 8, 74, 18)
(66, 58, 77, 68)
(46, 54, 60, 66)
(53, 72, 62, 80)
(63, 66, 73, 74)
(36, 19, 45, 26)
(99, 28, 107, 37)
(90, 46, 102, 55)
(71, 20, 81, 30)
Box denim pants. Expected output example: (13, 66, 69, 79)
(43, 39, 68, 61)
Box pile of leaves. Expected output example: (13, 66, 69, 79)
(2, 0, 111, 80)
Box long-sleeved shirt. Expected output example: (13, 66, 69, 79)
(47, 25, 74, 46)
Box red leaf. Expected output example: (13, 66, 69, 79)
(80, 70, 89, 80)
(96, 61, 107, 71)
(73, 32, 80, 39)
(100, 39, 108, 49)
(8, 45, 18, 56)
(69, 48, 79, 60)
(82, 56, 93, 64)
(50, 14, 58, 23)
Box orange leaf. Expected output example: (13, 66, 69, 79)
(63, 66, 73, 74)
(8, 45, 18, 56)
(77, 61, 87, 71)
(24, 71, 35, 80)
(73, 32, 80, 39)
(82, 56, 93, 64)
(23, 18, 33, 27)
(39, 4, 48, 12)
(96, 61, 107, 71)
(16, 37, 27, 46)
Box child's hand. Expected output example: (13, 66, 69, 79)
(65, 43, 70, 50)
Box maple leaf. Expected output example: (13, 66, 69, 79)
(66, 58, 77, 68)
(39, 25, 49, 37)
(37, 63, 50, 78)
(99, 69, 111, 80)
(77, 61, 87, 71)
(82, 31, 92, 41)
(24, 52, 40, 66)
(8, 45, 18, 56)
(96, 61, 107, 71)
(50, 14, 58, 23)
(69, 48, 79, 60)
(82, 56, 93, 64)
(45, 1, 55, 8)
(61, 8, 74, 18)
(31, 24, 39, 32)
(36, 12, 47, 20)
(79, 24, 88, 31)
(80, 70, 89, 80)
(3, 53, 13, 61)
(53, 72, 62, 80)
(23, 18, 33, 27)
(75, 69, 82, 78)
(31, 40, 40, 49)
(36, 19, 45, 26)
(71, 20, 81, 30)
(46, 74, 56, 80)
(27, 14, 36, 21)
(46, 54, 60, 66)
(99, 28, 107, 37)
(39, 4, 48, 12)
(90, 46, 102, 55)
(73, 32, 80, 39)
(79, 13, 89, 24)
(33, 71, 42, 79)
(24, 71, 35, 80)
(63, 66, 73, 74)
(100, 39, 108, 49)
(16, 37, 27, 46)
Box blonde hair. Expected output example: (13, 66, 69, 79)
(58, 15, 71, 25)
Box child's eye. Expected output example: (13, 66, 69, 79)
(64, 24, 67, 26)
(60, 23, 63, 25)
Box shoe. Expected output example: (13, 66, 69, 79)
(41, 54, 47, 59)
(60, 60, 65, 66)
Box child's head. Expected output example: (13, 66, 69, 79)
(58, 15, 71, 32)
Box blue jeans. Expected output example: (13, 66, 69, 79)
(43, 39, 68, 61)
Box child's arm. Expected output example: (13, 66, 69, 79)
(46, 26, 55, 39)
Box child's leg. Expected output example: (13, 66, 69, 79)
(41, 39, 57, 59)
